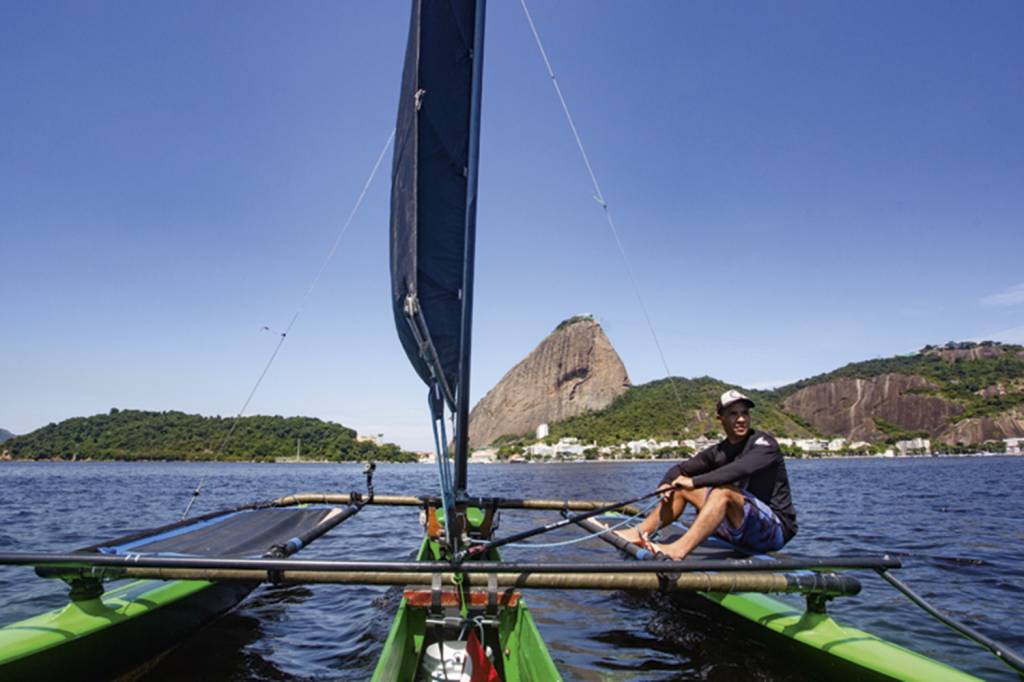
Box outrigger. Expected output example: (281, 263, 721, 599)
(2, 1, 1023, 680)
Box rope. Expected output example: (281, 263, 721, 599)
(430, 393, 457, 547)
(182, 128, 395, 518)
(518, 0, 688, 417)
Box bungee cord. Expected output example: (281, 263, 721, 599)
(182, 128, 396, 519)
(467, 497, 660, 550)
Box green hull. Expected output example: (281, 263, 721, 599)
(0, 578, 254, 679)
(700, 590, 981, 681)
(585, 513, 982, 681)
(371, 538, 561, 682)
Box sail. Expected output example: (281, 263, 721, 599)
(390, 0, 480, 411)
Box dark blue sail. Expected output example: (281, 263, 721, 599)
(390, 0, 482, 418)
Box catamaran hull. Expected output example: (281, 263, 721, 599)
(0, 578, 255, 680)
(584, 515, 981, 682)
(371, 536, 562, 682)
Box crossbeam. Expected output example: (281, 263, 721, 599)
(270, 493, 642, 515)
(27, 565, 861, 597)
(0, 553, 900, 575)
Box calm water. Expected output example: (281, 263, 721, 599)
(2, 458, 1022, 680)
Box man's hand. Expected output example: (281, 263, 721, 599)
(657, 475, 694, 501)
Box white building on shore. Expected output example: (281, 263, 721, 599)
(895, 438, 931, 456)
(525, 437, 587, 459)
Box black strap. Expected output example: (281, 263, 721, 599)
(431, 572, 443, 615)
(486, 573, 498, 616)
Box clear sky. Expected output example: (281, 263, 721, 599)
(3, 1, 1022, 451)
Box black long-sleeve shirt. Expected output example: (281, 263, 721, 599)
(660, 430, 797, 541)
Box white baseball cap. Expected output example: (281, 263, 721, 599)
(716, 389, 755, 414)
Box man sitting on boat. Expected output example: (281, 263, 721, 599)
(618, 389, 797, 560)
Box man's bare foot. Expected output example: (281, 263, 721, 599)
(650, 542, 689, 561)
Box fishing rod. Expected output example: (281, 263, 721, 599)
(456, 485, 676, 562)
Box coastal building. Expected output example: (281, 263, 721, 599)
(1005, 438, 1023, 455)
(525, 443, 555, 458)
(626, 439, 658, 455)
(536, 423, 549, 440)
(794, 439, 829, 453)
(470, 448, 498, 463)
(895, 438, 931, 456)
(357, 433, 383, 446)
(683, 437, 717, 452)
(525, 437, 587, 459)
(553, 438, 586, 458)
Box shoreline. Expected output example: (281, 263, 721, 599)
(2, 452, 1019, 465)
(479, 451, 1020, 464)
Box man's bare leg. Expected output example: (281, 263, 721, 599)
(653, 487, 746, 560)
(616, 487, 705, 543)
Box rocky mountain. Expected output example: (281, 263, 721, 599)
(468, 316, 630, 448)
(0, 429, 14, 443)
(780, 374, 963, 442)
(480, 333, 1024, 448)
(776, 342, 1024, 444)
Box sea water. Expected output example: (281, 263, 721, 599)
(2, 457, 1022, 681)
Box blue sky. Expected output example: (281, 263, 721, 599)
(2, 1, 1022, 450)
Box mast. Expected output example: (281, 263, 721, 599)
(454, 0, 487, 496)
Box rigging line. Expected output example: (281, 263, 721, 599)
(467, 497, 659, 549)
(876, 568, 1024, 675)
(181, 128, 396, 519)
(430, 410, 454, 548)
(461, 485, 681, 560)
(519, 0, 688, 415)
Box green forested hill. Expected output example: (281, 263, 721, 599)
(0, 429, 14, 443)
(545, 376, 817, 445)
(1, 409, 416, 462)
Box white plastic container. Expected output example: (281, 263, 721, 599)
(420, 640, 493, 682)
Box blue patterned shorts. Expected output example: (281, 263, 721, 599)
(711, 488, 785, 552)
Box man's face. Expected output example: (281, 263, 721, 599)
(718, 402, 751, 441)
